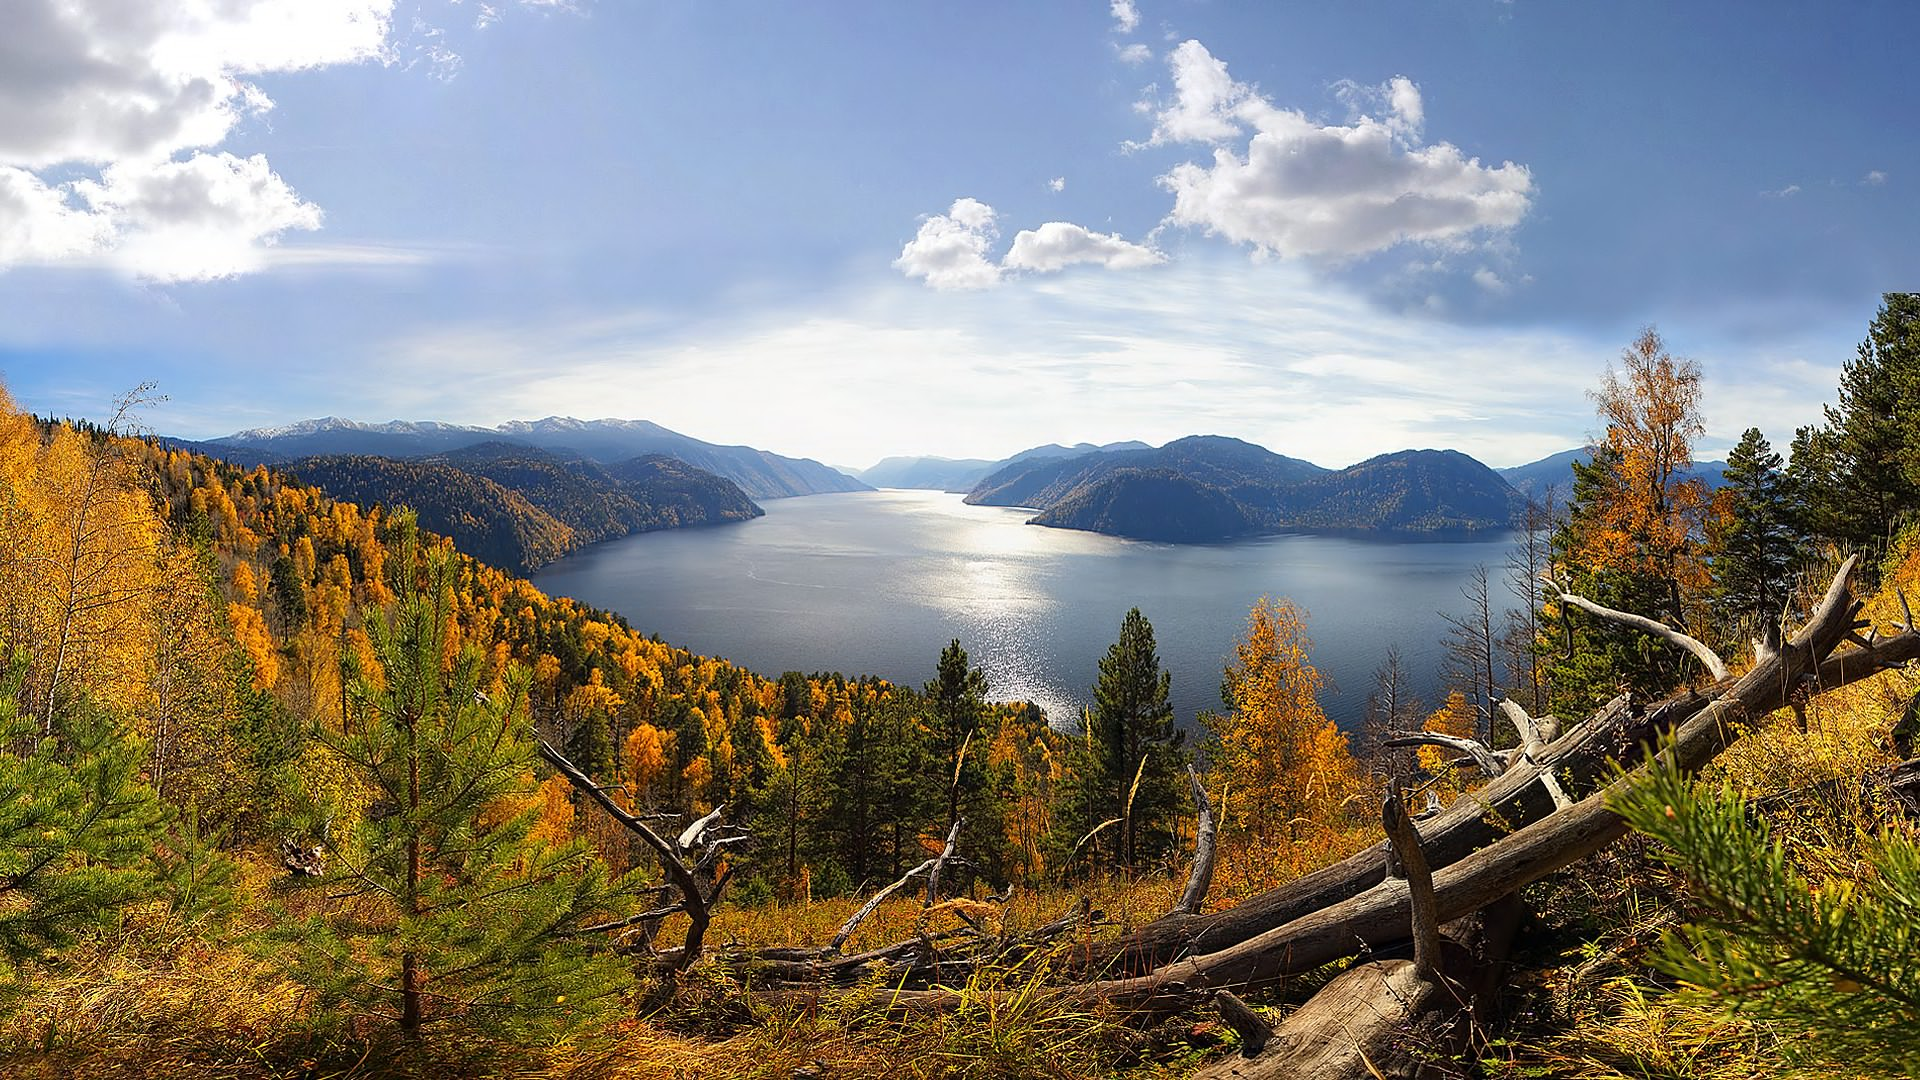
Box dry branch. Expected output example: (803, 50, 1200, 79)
(538, 738, 716, 969)
(1381, 780, 1440, 982)
(1545, 573, 1730, 680)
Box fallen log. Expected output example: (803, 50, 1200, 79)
(1093, 558, 1920, 975)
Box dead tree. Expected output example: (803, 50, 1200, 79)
(539, 739, 741, 970)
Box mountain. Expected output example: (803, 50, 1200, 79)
(858, 441, 1155, 492)
(1501, 448, 1732, 502)
(286, 445, 762, 574)
(973, 437, 1524, 543)
(858, 456, 999, 491)
(969, 435, 1328, 511)
(208, 416, 868, 499)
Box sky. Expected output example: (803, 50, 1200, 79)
(0, 0, 1914, 470)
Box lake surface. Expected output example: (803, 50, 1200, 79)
(533, 490, 1519, 731)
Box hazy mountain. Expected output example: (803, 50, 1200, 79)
(287, 444, 762, 574)
(859, 440, 1155, 492)
(208, 416, 868, 499)
(974, 437, 1524, 542)
(858, 456, 999, 491)
(1501, 448, 1732, 502)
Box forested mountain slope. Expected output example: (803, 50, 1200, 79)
(974, 436, 1525, 541)
(206, 415, 869, 498)
(286, 444, 762, 574)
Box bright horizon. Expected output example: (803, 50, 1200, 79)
(3, 2, 1911, 469)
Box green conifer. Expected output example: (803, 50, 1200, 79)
(282, 513, 630, 1035)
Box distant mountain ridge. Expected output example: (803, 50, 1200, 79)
(287, 444, 763, 574)
(857, 441, 1153, 493)
(206, 415, 868, 499)
(967, 436, 1528, 542)
(1500, 448, 1731, 502)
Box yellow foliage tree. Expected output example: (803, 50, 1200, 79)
(1208, 597, 1356, 841)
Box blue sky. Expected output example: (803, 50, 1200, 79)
(0, 0, 1912, 469)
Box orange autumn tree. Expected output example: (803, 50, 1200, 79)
(1546, 328, 1715, 714)
(1581, 326, 1713, 626)
(1417, 690, 1478, 804)
(1208, 597, 1357, 844)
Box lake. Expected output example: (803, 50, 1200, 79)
(532, 489, 1520, 731)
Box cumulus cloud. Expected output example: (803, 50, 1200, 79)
(1110, 0, 1140, 34)
(1144, 42, 1534, 260)
(1004, 223, 1164, 272)
(1864, 170, 1888, 186)
(1048, 177, 1067, 192)
(896, 199, 1162, 288)
(1114, 42, 1153, 65)
(894, 198, 1004, 290)
(0, 0, 395, 280)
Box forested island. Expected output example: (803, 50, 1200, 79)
(0, 302, 1917, 1079)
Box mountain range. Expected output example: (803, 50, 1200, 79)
(286, 443, 762, 574)
(197, 416, 868, 500)
(965, 436, 1531, 543)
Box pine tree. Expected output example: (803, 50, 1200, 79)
(1616, 761, 1920, 1078)
(1708, 428, 1798, 637)
(1084, 608, 1185, 872)
(283, 514, 630, 1035)
(1802, 293, 1920, 548)
(923, 641, 1009, 885)
(0, 656, 155, 968)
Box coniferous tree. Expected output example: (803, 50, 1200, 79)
(1083, 608, 1185, 872)
(1708, 428, 1798, 637)
(1617, 762, 1920, 1078)
(923, 641, 1009, 884)
(1797, 293, 1920, 548)
(283, 514, 630, 1035)
(0, 655, 166, 977)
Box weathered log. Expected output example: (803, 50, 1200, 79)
(1171, 765, 1218, 917)
(1381, 780, 1440, 981)
(1094, 560, 1920, 974)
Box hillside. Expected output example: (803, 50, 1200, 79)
(288, 445, 762, 574)
(970, 436, 1520, 541)
(207, 415, 869, 499)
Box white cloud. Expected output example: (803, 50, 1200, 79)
(75, 153, 325, 281)
(1145, 42, 1534, 260)
(1763, 184, 1801, 198)
(1110, 0, 1140, 34)
(896, 199, 1162, 287)
(1137, 40, 1250, 146)
(1864, 170, 1888, 186)
(1115, 43, 1152, 65)
(1471, 267, 1510, 295)
(1048, 177, 1067, 192)
(1004, 223, 1164, 272)
(0, 0, 393, 279)
(894, 198, 1004, 290)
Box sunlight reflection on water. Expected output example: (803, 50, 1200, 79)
(533, 490, 1515, 730)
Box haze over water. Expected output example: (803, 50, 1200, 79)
(534, 490, 1518, 731)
